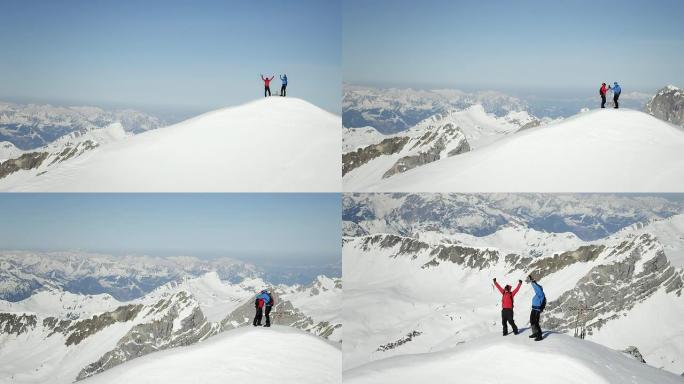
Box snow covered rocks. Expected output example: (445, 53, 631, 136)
(646, 85, 684, 128)
(0, 97, 341, 192)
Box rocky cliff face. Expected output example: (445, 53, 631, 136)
(342, 120, 470, 181)
(645, 85, 684, 127)
(76, 292, 216, 380)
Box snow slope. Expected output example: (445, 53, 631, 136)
(0, 97, 340, 192)
(350, 109, 684, 192)
(80, 326, 341, 384)
(345, 332, 683, 384)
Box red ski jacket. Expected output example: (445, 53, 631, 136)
(262, 76, 274, 87)
(495, 281, 522, 309)
(600, 84, 608, 95)
(256, 298, 264, 308)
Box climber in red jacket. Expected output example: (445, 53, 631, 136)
(600, 82, 609, 108)
(493, 277, 522, 335)
(261, 74, 274, 97)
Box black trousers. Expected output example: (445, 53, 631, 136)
(280, 84, 287, 96)
(501, 308, 518, 335)
(264, 86, 271, 97)
(530, 309, 542, 337)
(253, 307, 263, 325)
(601, 94, 606, 108)
(265, 305, 272, 326)
(613, 93, 620, 108)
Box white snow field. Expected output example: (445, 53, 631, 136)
(80, 326, 341, 384)
(344, 332, 684, 384)
(349, 108, 684, 192)
(0, 97, 340, 192)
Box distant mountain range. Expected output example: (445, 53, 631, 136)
(343, 193, 683, 240)
(0, 101, 165, 151)
(343, 85, 530, 134)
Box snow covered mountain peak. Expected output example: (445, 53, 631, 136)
(79, 326, 341, 384)
(354, 108, 684, 192)
(0, 97, 341, 192)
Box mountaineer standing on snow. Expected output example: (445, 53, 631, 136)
(264, 290, 275, 327)
(261, 74, 274, 97)
(280, 74, 288, 97)
(599, 82, 609, 108)
(493, 277, 522, 336)
(611, 81, 622, 109)
(526, 274, 546, 341)
(253, 289, 271, 326)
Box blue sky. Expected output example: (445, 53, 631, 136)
(0, 194, 341, 265)
(343, 0, 684, 94)
(0, 0, 340, 118)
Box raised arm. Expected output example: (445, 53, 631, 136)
(493, 278, 504, 294)
(269, 76, 275, 81)
(261, 74, 265, 80)
(511, 280, 522, 296)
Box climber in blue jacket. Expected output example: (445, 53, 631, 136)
(526, 274, 546, 341)
(610, 82, 622, 109)
(253, 289, 271, 327)
(280, 74, 288, 97)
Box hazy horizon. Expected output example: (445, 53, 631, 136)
(344, 81, 657, 118)
(0, 193, 341, 266)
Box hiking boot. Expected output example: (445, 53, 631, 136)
(264, 324, 271, 327)
(529, 333, 538, 338)
(535, 336, 543, 341)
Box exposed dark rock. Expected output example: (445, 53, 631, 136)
(0, 152, 48, 179)
(343, 136, 409, 175)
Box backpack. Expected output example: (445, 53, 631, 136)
(266, 293, 275, 307)
(538, 284, 547, 312)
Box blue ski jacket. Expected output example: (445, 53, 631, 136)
(280, 75, 288, 85)
(613, 83, 621, 94)
(256, 292, 270, 304)
(531, 281, 545, 311)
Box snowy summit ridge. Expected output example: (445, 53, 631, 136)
(0, 97, 341, 192)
